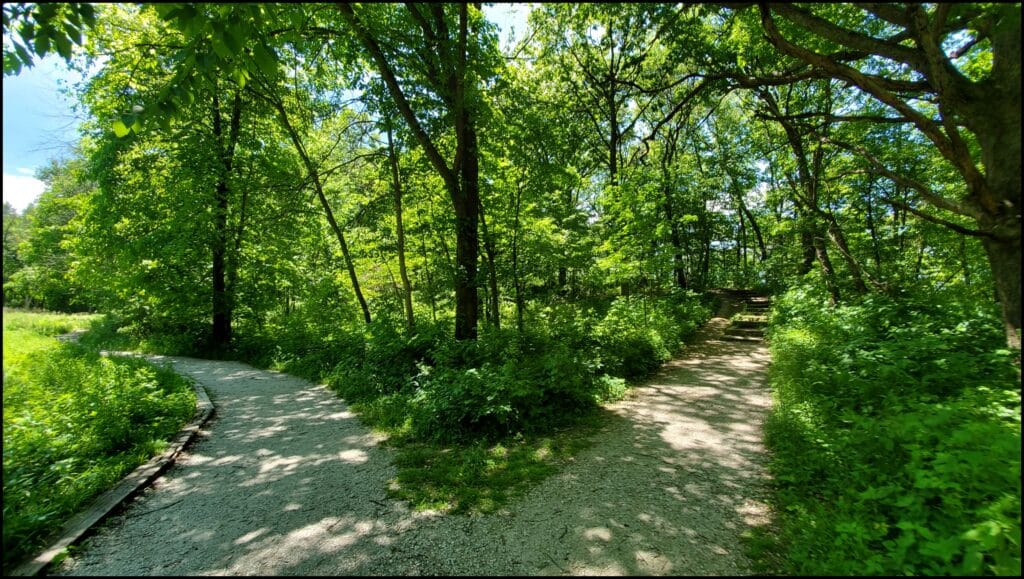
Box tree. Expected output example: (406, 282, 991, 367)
(337, 3, 501, 340)
(744, 3, 1020, 347)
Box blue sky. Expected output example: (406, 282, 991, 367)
(3, 54, 85, 212)
(1, 3, 529, 214)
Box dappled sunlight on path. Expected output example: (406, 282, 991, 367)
(53, 358, 422, 576)
(54, 313, 772, 576)
(449, 325, 773, 576)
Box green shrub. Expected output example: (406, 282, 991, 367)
(762, 283, 1021, 576)
(3, 334, 195, 572)
(593, 292, 709, 379)
(284, 291, 710, 443)
(407, 327, 614, 442)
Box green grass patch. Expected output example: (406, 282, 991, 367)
(2, 310, 196, 573)
(1, 308, 100, 338)
(383, 413, 607, 514)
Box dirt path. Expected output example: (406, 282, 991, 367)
(53, 314, 772, 576)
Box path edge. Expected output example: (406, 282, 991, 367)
(10, 355, 214, 577)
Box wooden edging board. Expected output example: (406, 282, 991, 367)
(10, 354, 214, 576)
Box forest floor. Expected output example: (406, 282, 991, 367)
(52, 307, 773, 576)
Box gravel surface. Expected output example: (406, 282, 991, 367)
(52, 315, 772, 576)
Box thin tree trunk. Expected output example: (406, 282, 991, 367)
(739, 207, 747, 281)
(271, 98, 371, 325)
(419, 233, 437, 323)
(823, 210, 869, 293)
(512, 181, 525, 332)
(814, 231, 840, 305)
(660, 143, 688, 289)
(338, 2, 478, 340)
(864, 181, 883, 278)
(386, 115, 414, 332)
(479, 201, 500, 329)
(739, 203, 768, 262)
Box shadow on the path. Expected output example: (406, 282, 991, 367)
(55, 327, 773, 576)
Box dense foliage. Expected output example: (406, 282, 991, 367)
(762, 285, 1020, 575)
(2, 311, 195, 573)
(2, 2, 1020, 574)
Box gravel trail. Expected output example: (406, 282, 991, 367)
(53, 316, 772, 576)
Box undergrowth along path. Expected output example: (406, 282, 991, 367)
(54, 306, 772, 576)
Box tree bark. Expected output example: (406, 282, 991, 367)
(270, 98, 372, 325)
(338, 2, 479, 340)
(982, 236, 1022, 350)
(512, 181, 525, 332)
(660, 133, 688, 289)
(756, 2, 1021, 347)
(210, 88, 242, 350)
(814, 229, 840, 305)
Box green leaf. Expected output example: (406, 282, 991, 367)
(223, 27, 243, 55)
(152, 4, 179, 20)
(79, 3, 96, 28)
(211, 36, 233, 61)
(112, 120, 130, 138)
(252, 43, 277, 77)
(53, 32, 72, 59)
(13, 41, 33, 67)
(33, 33, 51, 57)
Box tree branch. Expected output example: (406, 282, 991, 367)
(770, 3, 928, 72)
(335, 3, 458, 196)
(821, 135, 984, 222)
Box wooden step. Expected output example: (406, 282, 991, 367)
(725, 327, 763, 337)
(721, 334, 763, 342)
(732, 318, 767, 328)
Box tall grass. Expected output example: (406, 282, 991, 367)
(2, 310, 195, 573)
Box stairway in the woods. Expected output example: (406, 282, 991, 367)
(722, 290, 770, 343)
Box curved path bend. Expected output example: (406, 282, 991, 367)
(54, 316, 772, 576)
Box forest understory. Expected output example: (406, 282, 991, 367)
(3, 3, 1020, 576)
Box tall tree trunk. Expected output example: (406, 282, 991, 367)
(452, 4, 479, 340)
(864, 182, 883, 277)
(210, 88, 242, 350)
(974, 101, 1021, 349)
(419, 233, 437, 323)
(738, 206, 747, 281)
(661, 151, 688, 290)
(512, 181, 525, 332)
(739, 203, 768, 262)
(823, 211, 870, 293)
(666, 193, 687, 289)
(983, 237, 1021, 350)
(386, 115, 414, 333)
(799, 228, 816, 275)
(339, 2, 479, 340)
(814, 230, 840, 305)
